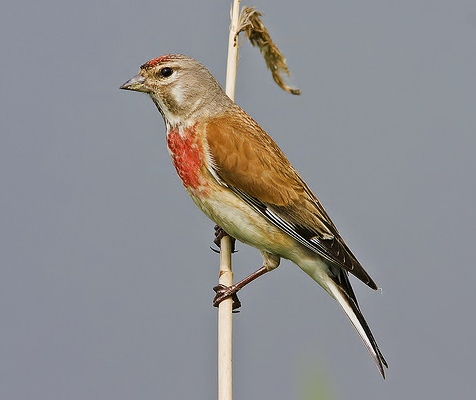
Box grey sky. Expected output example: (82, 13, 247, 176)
(1, 1, 475, 399)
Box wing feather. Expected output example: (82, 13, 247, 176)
(205, 108, 377, 289)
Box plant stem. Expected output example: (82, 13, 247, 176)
(218, 2, 241, 399)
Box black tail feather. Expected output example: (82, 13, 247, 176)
(330, 268, 388, 378)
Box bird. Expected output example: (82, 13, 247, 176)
(120, 53, 388, 377)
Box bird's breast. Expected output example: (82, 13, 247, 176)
(166, 124, 208, 194)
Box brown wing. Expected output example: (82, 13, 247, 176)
(205, 107, 377, 289)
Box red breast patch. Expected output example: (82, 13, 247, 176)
(166, 124, 204, 190)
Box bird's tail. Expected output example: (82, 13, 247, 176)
(327, 268, 388, 378)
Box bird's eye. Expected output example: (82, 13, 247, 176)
(160, 67, 173, 77)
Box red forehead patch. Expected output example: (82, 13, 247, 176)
(141, 54, 180, 70)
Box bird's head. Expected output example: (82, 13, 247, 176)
(120, 54, 231, 127)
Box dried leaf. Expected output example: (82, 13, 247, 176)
(237, 7, 301, 95)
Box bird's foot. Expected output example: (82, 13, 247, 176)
(212, 225, 237, 253)
(213, 284, 242, 311)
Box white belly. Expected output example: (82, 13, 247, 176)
(187, 182, 298, 260)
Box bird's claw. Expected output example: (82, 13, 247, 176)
(213, 225, 237, 253)
(213, 284, 241, 311)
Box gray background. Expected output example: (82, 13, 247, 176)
(1, 1, 475, 399)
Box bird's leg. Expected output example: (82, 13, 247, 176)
(213, 265, 269, 310)
(213, 225, 237, 253)
(212, 224, 239, 309)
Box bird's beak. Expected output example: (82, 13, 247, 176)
(119, 74, 149, 92)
